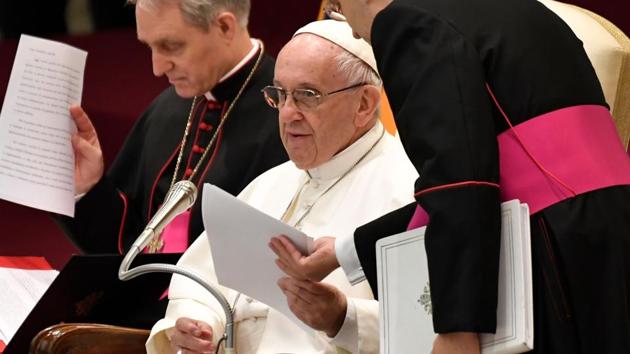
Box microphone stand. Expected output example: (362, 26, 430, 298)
(118, 180, 236, 353)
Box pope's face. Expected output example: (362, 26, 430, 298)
(136, 2, 229, 98)
(274, 35, 364, 170)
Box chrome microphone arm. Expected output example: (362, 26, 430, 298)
(118, 180, 236, 353)
(118, 254, 236, 352)
(128, 180, 198, 252)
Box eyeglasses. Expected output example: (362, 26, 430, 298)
(261, 83, 367, 111)
(324, 0, 347, 22)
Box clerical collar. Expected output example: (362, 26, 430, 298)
(204, 39, 261, 102)
(307, 121, 385, 181)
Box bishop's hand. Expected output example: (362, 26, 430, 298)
(69, 105, 104, 195)
(269, 235, 339, 282)
(431, 332, 481, 354)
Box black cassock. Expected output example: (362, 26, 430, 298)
(354, 0, 630, 352)
(57, 49, 288, 254)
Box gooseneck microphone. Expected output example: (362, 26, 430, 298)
(118, 180, 236, 353)
(130, 180, 198, 253)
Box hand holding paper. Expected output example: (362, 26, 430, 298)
(269, 235, 338, 282)
(69, 105, 104, 195)
(201, 184, 314, 330)
(0, 35, 87, 216)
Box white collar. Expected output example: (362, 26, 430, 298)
(307, 121, 384, 181)
(204, 38, 260, 102)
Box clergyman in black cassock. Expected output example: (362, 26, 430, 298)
(326, 0, 630, 353)
(58, 53, 287, 254)
(50, 0, 287, 330)
(55, 2, 287, 255)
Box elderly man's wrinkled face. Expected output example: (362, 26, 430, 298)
(274, 35, 365, 170)
(136, 2, 230, 98)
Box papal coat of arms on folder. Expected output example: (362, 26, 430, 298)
(377, 199, 533, 354)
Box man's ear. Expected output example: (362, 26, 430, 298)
(213, 12, 238, 42)
(354, 85, 381, 128)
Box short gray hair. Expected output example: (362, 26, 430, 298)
(334, 49, 382, 88)
(128, 0, 251, 29)
(334, 48, 383, 117)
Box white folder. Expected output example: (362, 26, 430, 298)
(376, 199, 533, 354)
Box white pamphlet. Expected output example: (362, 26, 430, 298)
(0, 257, 58, 344)
(377, 199, 533, 354)
(0, 35, 87, 217)
(201, 184, 314, 330)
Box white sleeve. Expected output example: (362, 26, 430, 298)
(335, 233, 366, 285)
(328, 297, 358, 352)
(328, 297, 379, 354)
(146, 233, 233, 353)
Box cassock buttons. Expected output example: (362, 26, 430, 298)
(207, 100, 222, 110)
(198, 122, 213, 131)
(184, 168, 193, 178)
(192, 145, 205, 154)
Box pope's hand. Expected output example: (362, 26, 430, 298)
(166, 317, 215, 354)
(69, 105, 104, 195)
(278, 277, 347, 337)
(269, 235, 339, 281)
(431, 332, 480, 354)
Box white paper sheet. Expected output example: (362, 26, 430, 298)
(0, 264, 58, 344)
(0, 34, 87, 217)
(201, 184, 314, 330)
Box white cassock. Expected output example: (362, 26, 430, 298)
(146, 121, 418, 354)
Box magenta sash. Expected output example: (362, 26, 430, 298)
(154, 211, 191, 300)
(160, 210, 191, 253)
(408, 105, 630, 229)
(143, 210, 191, 253)
(407, 205, 430, 230)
